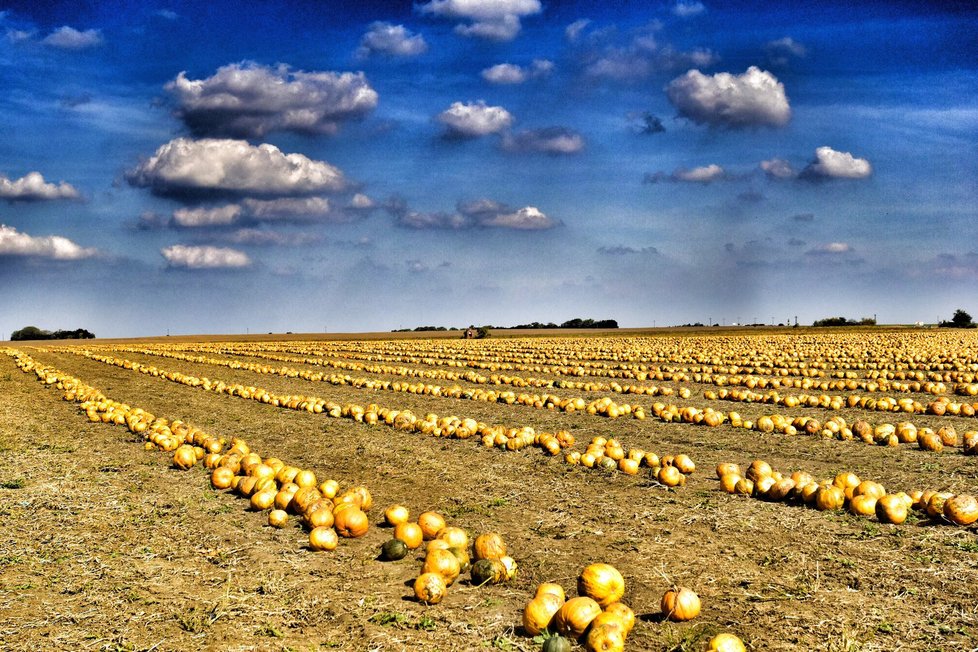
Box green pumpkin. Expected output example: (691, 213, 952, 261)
(542, 635, 572, 652)
(470, 558, 505, 586)
(380, 538, 409, 561)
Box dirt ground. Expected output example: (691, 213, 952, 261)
(1, 330, 977, 652)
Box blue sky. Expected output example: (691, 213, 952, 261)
(1, 0, 976, 337)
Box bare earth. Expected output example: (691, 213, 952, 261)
(1, 329, 976, 652)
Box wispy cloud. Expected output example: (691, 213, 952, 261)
(357, 22, 427, 58)
(161, 244, 251, 269)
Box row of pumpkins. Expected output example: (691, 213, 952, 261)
(81, 346, 656, 420)
(60, 349, 700, 482)
(716, 460, 978, 526)
(706, 385, 978, 419)
(651, 401, 978, 455)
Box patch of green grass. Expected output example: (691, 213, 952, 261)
(369, 611, 409, 627)
(415, 615, 436, 631)
(0, 478, 25, 489)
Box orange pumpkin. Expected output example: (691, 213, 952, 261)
(585, 622, 626, 652)
(414, 572, 447, 604)
(815, 485, 846, 511)
(523, 593, 564, 636)
(657, 464, 685, 487)
(305, 505, 335, 529)
(719, 473, 741, 494)
(601, 602, 635, 634)
(473, 532, 507, 560)
(422, 548, 462, 585)
(384, 504, 410, 526)
(438, 526, 470, 549)
(418, 511, 446, 540)
(578, 563, 625, 608)
(554, 596, 602, 639)
(211, 466, 235, 490)
(875, 494, 909, 524)
(309, 526, 338, 551)
(333, 507, 369, 538)
(660, 587, 700, 621)
(535, 582, 566, 601)
(268, 509, 289, 528)
(944, 494, 978, 525)
(708, 633, 747, 652)
(394, 522, 424, 549)
(716, 462, 740, 478)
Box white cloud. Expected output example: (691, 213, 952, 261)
(581, 27, 718, 81)
(437, 100, 513, 138)
(565, 18, 591, 42)
(666, 66, 791, 128)
(161, 244, 251, 269)
(166, 63, 378, 138)
(501, 127, 585, 155)
(481, 59, 553, 84)
(172, 204, 243, 228)
(673, 164, 725, 183)
(766, 36, 806, 57)
(644, 164, 727, 184)
(800, 146, 872, 180)
(347, 193, 375, 210)
(242, 197, 334, 220)
(760, 158, 795, 179)
(357, 22, 427, 58)
(225, 228, 321, 247)
(391, 197, 559, 230)
(127, 138, 347, 197)
(0, 224, 96, 259)
(42, 26, 103, 49)
(6, 29, 34, 44)
(479, 205, 556, 229)
(0, 172, 80, 201)
(807, 242, 853, 255)
(417, 0, 542, 41)
(672, 1, 706, 18)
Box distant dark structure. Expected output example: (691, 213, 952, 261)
(811, 316, 876, 327)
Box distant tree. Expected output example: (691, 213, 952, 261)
(953, 309, 974, 328)
(11, 326, 51, 340)
(940, 309, 975, 329)
(476, 326, 491, 339)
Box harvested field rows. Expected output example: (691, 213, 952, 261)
(2, 329, 977, 651)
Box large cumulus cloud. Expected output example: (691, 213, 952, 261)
(0, 172, 80, 201)
(166, 63, 378, 138)
(666, 66, 791, 128)
(417, 0, 542, 41)
(0, 224, 95, 259)
(127, 138, 347, 198)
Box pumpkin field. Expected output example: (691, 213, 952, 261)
(2, 328, 977, 652)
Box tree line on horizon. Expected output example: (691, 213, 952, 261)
(10, 326, 95, 341)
